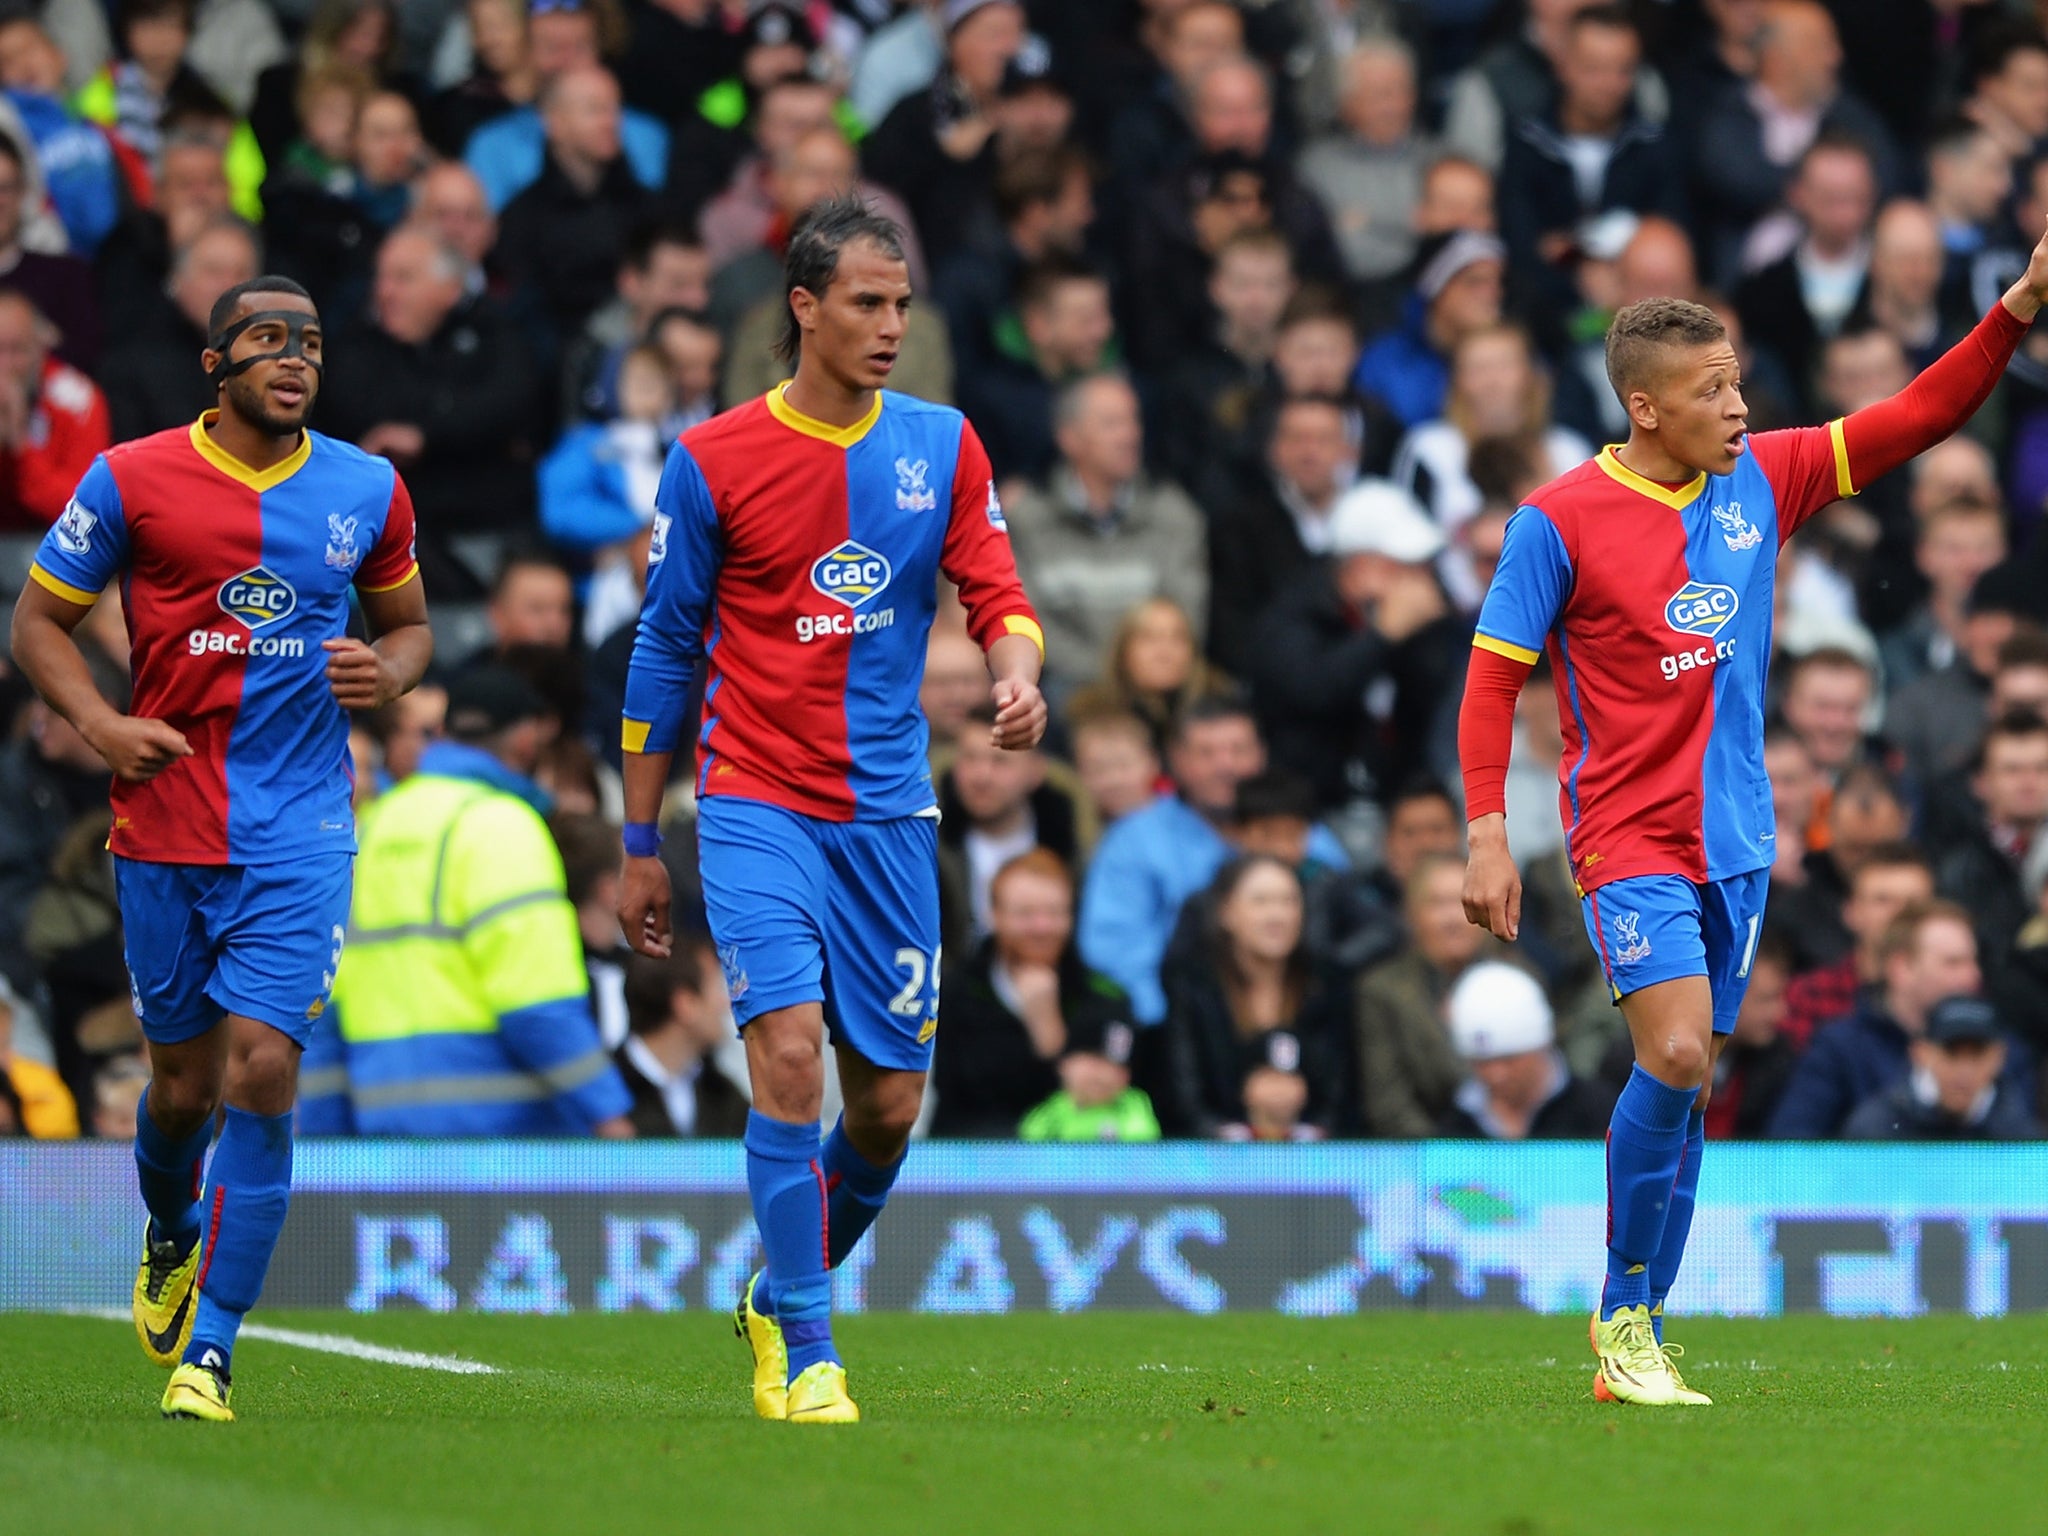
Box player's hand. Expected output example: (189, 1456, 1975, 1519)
(991, 675, 1047, 750)
(2006, 214, 2048, 319)
(618, 853, 673, 958)
(323, 638, 404, 710)
(1462, 814, 1521, 942)
(82, 713, 193, 782)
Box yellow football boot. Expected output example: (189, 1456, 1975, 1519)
(1589, 1305, 1697, 1407)
(160, 1361, 233, 1422)
(785, 1361, 859, 1424)
(133, 1222, 201, 1369)
(734, 1271, 789, 1420)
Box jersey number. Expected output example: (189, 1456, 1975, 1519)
(888, 946, 939, 1016)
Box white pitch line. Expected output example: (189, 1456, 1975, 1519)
(79, 1308, 499, 1374)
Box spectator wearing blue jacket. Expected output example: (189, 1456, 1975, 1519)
(1768, 900, 2033, 1139)
(1351, 229, 1505, 429)
(1079, 696, 1346, 1026)
(538, 343, 669, 556)
(0, 16, 123, 257)
(465, 74, 665, 211)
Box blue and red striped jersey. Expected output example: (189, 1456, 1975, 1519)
(29, 414, 418, 865)
(1472, 429, 1846, 891)
(623, 385, 1041, 820)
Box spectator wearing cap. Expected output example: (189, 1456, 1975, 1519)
(613, 939, 751, 1138)
(1843, 995, 2040, 1140)
(0, 289, 108, 528)
(99, 216, 255, 442)
(1497, 6, 1685, 316)
(1247, 478, 1463, 813)
(937, 848, 1144, 1138)
(1003, 373, 1207, 699)
(462, 0, 665, 212)
(1886, 568, 2048, 795)
(1019, 1009, 1160, 1142)
(1767, 899, 2032, 1139)
(1351, 229, 1506, 430)
(1296, 38, 1438, 296)
(307, 667, 636, 1137)
(862, 0, 1026, 269)
(1436, 962, 1610, 1140)
(1206, 393, 1361, 681)
(1159, 852, 1354, 1138)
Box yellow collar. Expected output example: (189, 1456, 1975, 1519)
(1594, 444, 1706, 511)
(189, 411, 312, 491)
(765, 382, 882, 448)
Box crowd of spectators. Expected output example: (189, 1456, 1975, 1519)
(2, 0, 2048, 1145)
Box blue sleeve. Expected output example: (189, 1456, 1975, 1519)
(1306, 824, 1351, 871)
(1077, 823, 1170, 1026)
(623, 111, 670, 191)
(1472, 504, 1571, 662)
(537, 428, 646, 554)
(30, 455, 128, 603)
(621, 445, 721, 756)
(498, 999, 634, 1131)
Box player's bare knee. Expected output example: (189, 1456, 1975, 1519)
(1644, 1031, 1710, 1089)
(226, 1033, 300, 1115)
(147, 1070, 220, 1133)
(845, 1089, 920, 1157)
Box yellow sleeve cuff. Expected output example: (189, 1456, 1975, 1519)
(28, 564, 97, 606)
(1828, 417, 1855, 499)
(1000, 614, 1045, 657)
(356, 562, 420, 595)
(1473, 632, 1540, 665)
(621, 719, 652, 754)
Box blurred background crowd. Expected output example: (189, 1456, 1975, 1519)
(0, 0, 2045, 1146)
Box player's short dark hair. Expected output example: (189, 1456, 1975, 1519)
(992, 144, 1091, 227)
(1168, 692, 1257, 746)
(1232, 769, 1317, 827)
(775, 192, 906, 367)
(551, 814, 622, 906)
(1604, 297, 1726, 401)
(207, 275, 314, 339)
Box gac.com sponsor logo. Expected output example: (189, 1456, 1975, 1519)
(796, 607, 896, 644)
(1660, 636, 1735, 681)
(219, 566, 298, 629)
(187, 628, 308, 658)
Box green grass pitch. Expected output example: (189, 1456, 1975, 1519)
(3, 1311, 2043, 1535)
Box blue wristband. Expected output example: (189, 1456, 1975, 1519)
(622, 822, 662, 858)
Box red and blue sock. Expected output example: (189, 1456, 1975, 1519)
(820, 1117, 901, 1270)
(133, 1087, 209, 1250)
(1648, 1109, 1707, 1343)
(1601, 1066, 1695, 1321)
(184, 1106, 293, 1375)
(744, 1110, 837, 1380)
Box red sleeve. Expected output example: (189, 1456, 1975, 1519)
(15, 376, 110, 524)
(1753, 301, 2030, 540)
(1457, 643, 1534, 821)
(942, 418, 1041, 657)
(356, 473, 420, 592)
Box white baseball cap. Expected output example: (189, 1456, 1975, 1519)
(1326, 478, 1446, 563)
(1446, 963, 1555, 1060)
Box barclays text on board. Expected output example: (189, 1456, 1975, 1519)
(9, 1142, 2048, 1317)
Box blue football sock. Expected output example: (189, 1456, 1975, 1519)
(1601, 1066, 1695, 1321)
(820, 1117, 902, 1270)
(184, 1106, 293, 1374)
(1648, 1109, 1707, 1341)
(134, 1087, 210, 1248)
(745, 1110, 836, 1380)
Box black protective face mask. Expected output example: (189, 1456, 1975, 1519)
(207, 310, 324, 387)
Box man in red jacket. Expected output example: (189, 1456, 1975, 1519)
(0, 288, 108, 526)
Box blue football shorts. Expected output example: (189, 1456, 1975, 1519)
(117, 853, 355, 1048)
(1578, 869, 1770, 1034)
(695, 796, 941, 1073)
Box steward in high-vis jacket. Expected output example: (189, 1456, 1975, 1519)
(301, 669, 632, 1136)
